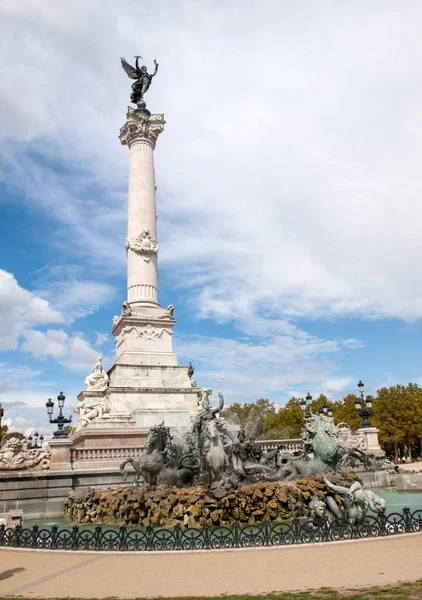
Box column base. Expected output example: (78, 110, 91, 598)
(49, 438, 73, 471)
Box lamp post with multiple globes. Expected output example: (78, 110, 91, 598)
(354, 380, 373, 428)
(299, 392, 333, 418)
(45, 392, 72, 438)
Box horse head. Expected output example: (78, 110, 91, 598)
(145, 422, 170, 454)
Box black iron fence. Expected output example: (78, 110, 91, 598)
(1, 508, 421, 552)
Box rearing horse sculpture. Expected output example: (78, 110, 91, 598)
(120, 422, 169, 487)
(304, 414, 372, 472)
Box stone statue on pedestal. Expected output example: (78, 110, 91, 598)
(74, 396, 111, 429)
(84, 357, 109, 390)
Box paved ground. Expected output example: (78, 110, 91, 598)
(0, 533, 421, 598)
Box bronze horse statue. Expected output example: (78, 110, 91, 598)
(120, 423, 169, 488)
(120, 423, 200, 488)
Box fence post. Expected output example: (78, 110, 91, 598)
(0, 523, 5, 546)
(292, 516, 301, 543)
(31, 525, 39, 549)
(403, 507, 411, 533)
(72, 525, 79, 550)
(119, 525, 127, 551)
(146, 526, 153, 551)
(323, 515, 331, 542)
(51, 525, 58, 550)
(233, 521, 240, 548)
(95, 525, 102, 550)
(174, 522, 181, 550)
(263, 520, 270, 546)
(379, 511, 386, 536)
(12, 524, 21, 548)
(203, 523, 210, 550)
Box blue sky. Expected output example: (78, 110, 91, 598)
(1, 0, 422, 435)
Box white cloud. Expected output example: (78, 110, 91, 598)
(1, 2, 422, 325)
(95, 332, 109, 346)
(322, 377, 354, 395)
(0, 363, 43, 393)
(2, 1, 422, 406)
(174, 329, 354, 405)
(35, 273, 116, 321)
(21, 329, 98, 372)
(0, 270, 63, 351)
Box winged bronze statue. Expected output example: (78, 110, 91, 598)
(120, 56, 159, 109)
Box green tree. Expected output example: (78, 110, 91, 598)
(331, 394, 362, 430)
(372, 383, 422, 460)
(263, 397, 304, 439)
(0, 423, 8, 444)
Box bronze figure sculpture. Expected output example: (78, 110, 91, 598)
(120, 56, 159, 109)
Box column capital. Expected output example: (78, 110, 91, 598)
(119, 108, 166, 150)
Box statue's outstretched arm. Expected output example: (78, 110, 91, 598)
(152, 59, 159, 77)
(324, 478, 349, 495)
(210, 392, 224, 417)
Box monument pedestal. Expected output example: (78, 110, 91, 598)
(49, 439, 73, 471)
(358, 426, 385, 458)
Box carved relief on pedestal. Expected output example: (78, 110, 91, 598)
(337, 422, 366, 451)
(141, 324, 161, 340)
(113, 304, 175, 330)
(125, 229, 159, 262)
(115, 322, 173, 346)
(0, 432, 51, 471)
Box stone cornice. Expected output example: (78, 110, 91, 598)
(100, 387, 200, 394)
(119, 110, 165, 150)
(112, 310, 175, 335)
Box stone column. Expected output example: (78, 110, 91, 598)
(113, 109, 176, 366)
(119, 109, 166, 309)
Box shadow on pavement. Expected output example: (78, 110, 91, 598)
(0, 567, 26, 581)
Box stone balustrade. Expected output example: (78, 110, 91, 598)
(256, 439, 303, 452)
(71, 438, 302, 463)
(70, 447, 145, 463)
(70, 439, 303, 463)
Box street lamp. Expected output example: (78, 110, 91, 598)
(317, 401, 333, 417)
(299, 393, 313, 418)
(45, 392, 72, 438)
(0, 403, 4, 429)
(354, 380, 373, 428)
(27, 431, 44, 449)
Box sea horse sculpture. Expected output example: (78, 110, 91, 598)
(303, 413, 373, 472)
